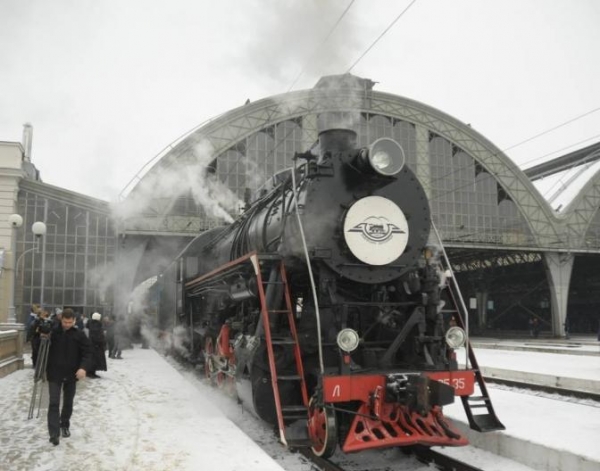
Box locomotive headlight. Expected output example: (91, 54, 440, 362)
(336, 328, 360, 352)
(371, 150, 391, 170)
(445, 326, 467, 349)
(367, 138, 406, 176)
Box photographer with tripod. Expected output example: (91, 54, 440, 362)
(42, 308, 92, 446)
(29, 309, 51, 368)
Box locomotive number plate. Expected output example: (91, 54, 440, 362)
(425, 371, 475, 396)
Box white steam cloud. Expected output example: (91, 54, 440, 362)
(113, 139, 243, 223)
(242, 0, 361, 87)
(87, 262, 116, 306)
(86, 0, 371, 348)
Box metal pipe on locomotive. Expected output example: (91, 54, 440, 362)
(158, 119, 503, 457)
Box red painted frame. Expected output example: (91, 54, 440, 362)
(322, 370, 475, 403)
(321, 371, 474, 452)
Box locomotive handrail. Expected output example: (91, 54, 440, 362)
(290, 166, 325, 375)
(329, 300, 417, 307)
(185, 251, 261, 289)
(431, 222, 471, 370)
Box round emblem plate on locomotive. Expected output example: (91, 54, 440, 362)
(343, 196, 409, 265)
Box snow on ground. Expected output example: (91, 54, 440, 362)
(445, 341, 600, 470)
(0, 348, 284, 471)
(3, 344, 584, 471)
(445, 386, 600, 463)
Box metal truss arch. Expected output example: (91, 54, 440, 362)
(122, 80, 562, 248)
(562, 165, 600, 247)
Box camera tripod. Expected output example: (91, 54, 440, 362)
(28, 336, 50, 419)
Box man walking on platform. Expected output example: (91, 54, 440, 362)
(43, 308, 92, 446)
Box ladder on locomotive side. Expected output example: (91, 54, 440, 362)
(254, 256, 311, 447)
(438, 247, 505, 433)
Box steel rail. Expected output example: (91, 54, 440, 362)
(413, 446, 486, 471)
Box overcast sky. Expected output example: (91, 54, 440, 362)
(1, 0, 599, 202)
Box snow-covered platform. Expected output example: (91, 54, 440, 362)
(3, 340, 599, 471)
(472, 335, 600, 356)
(442, 339, 600, 471)
(0, 348, 285, 471)
(472, 342, 600, 396)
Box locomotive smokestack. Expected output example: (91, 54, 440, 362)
(318, 129, 357, 155)
(22, 123, 33, 162)
(317, 111, 358, 156)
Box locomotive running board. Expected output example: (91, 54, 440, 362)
(254, 257, 311, 447)
(437, 239, 505, 433)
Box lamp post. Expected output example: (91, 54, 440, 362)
(7, 214, 47, 324)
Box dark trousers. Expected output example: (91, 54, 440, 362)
(111, 337, 122, 358)
(47, 380, 77, 437)
(107, 337, 115, 356)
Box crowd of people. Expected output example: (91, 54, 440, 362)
(25, 304, 130, 446)
(26, 305, 126, 371)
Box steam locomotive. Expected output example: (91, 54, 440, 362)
(157, 121, 503, 457)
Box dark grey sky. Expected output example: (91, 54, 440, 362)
(1, 0, 599, 201)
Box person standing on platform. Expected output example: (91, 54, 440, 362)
(87, 312, 107, 377)
(43, 308, 92, 446)
(528, 315, 541, 338)
(80, 313, 89, 336)
(105, 315, 115, 357)
(51, 308, 63, 328)
(75, 312, 84, 330)
(111, 316, 124, 359)
(532, 317, 540, 338)
(26, 304, 40, 342)
(25, 304, 40, 332)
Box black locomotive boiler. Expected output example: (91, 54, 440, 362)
(157, 124, 503, 457)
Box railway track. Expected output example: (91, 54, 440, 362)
(297, 449, 345, 471)
(176, 356, 494, 471)
(413, 446, 487, 471)
(297, 446, 486, 471)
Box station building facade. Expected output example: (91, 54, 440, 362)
(0, 136, 115, 325)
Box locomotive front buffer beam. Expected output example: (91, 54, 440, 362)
(319, 371, 475, 452)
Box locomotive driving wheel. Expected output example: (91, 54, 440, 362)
(218, 354, 236, 396)
(204, 337, 218, 385)
(308, 397, 338, 458)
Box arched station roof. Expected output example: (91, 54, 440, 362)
(122, 74, 596, 253)
(563, 164, 600, 248)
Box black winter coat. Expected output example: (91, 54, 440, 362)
(46, 325, 93, 382)
(87, 319, 108, 372)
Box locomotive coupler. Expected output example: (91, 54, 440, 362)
(368, 385, 385, 419)
(385, 373, 455, 416)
